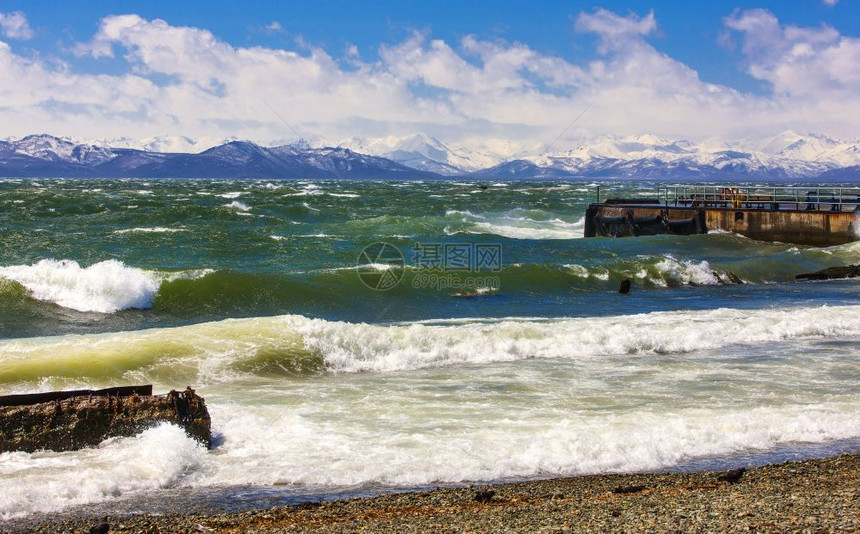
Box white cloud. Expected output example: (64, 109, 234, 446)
(575, 8, 657, 53)
(724, 9, 860, 96)
(266, 21, 283, 33)
(822, 0, 838, 6)
(0, 9, 858, 148)
(0, 11, 34, 40)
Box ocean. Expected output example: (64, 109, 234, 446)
(1, 178, 859, 520)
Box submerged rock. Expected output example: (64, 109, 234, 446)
(0, 386, 211, 453)
(796, 265, 860, 281)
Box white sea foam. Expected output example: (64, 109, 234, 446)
(8, 305, 858, 378)
(0, 259, 160, 313)
(112, 227, 185, 234)
(283, 306, 860, 373)
(284, 184, 324, 197)
(563, 264, 589, 277)
(0, 424, 206, 519)
(194, 401, 859, 489)
(652, 256, 720, 286)
(2, 305, 860, 517)
(0, 260, 212, 313)
(224, 201, 250, 211)
(563, 256, 724, 286)
(446, 211, 585, 240)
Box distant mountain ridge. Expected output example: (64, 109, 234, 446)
(0, 135, 439, 179)
(1, 131, 859, 180)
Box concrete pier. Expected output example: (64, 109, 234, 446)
(584, 186, 860, 246)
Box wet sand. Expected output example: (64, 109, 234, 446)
(15, 453, 860, 533)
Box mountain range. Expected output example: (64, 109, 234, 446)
(0, 131, 858, 180)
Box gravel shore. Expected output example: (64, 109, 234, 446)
(13, 454, 860, 533)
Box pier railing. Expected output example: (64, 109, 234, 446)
(657, 186, 860, 212)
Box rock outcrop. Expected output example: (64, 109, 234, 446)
(0, 386, 211, 453)
(796, 265, 860, 281)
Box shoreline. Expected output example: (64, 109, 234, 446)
(14, 453, 859, 533)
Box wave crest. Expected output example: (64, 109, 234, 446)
(0, 259, 160, 313)
(4, 305, 860, 384)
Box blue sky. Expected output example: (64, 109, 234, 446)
(0, 1, 857, 149)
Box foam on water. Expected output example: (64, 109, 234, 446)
(288, 305, 860, 372)
(223, 201, 250, 211)
(0, 259, 160, 313)
(112, 227, 186, 234)
(445, 210, 585, 240)
(0, 306, 858, 518)
(0, 424, 207, 519)
(0, 260, 214, 314)
(651, 256, 720, 286)
(563, 255, 731, 286)
(3, 305, 860, 383)
(196, 401, 859, 488)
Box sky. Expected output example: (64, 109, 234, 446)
(0, 0, 858, 151)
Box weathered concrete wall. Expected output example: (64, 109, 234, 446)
(585, 203, 858, 246)
(0, 387, 211, 453)
(704, 209, 856, 247)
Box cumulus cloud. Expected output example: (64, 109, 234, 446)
(724, 9, 860, 96)
(0, 11, 34, 40)
(575, 8, 657, 52)
(0, 9, 857, 149)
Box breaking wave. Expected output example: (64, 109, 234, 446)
(3, 305, 860, 384)
(0, 260, 161, 313)
(444, 209, 585, 239)
(0, 260, 212, 314)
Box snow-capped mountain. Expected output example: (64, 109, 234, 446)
(1, 131, 858, 180)
(327, 130, 860, 179)
(510, 132, 860, 180)
(93, 135, 238, 154)
(752, 131, 860, 168)
(5, 134, 115, 165)
(0, 136, 439, 179)
(337, 133, 505, 175)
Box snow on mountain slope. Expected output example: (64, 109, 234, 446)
(94, 135, 237, 154)
(337, 133, 505, 175)
(521, 132, 860, 179)
(2, 131, 859, 179)
(753, 131, 860, 167)
(8, 134, 115, 165)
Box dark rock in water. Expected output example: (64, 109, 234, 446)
(474, 489, 496, 503)
(89, 517, 109, 534)
(796, 265, 860, 281)
(0, 386, 211, 453)
(719, 271, 743, 285)
(619, 279, 631, 294)
(717, 467, 746, 484)
(613, 484, 646, 494)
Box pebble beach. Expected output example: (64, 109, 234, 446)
(13, 454, 859, 533)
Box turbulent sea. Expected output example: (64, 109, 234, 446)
(1, 178, 859, 519)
